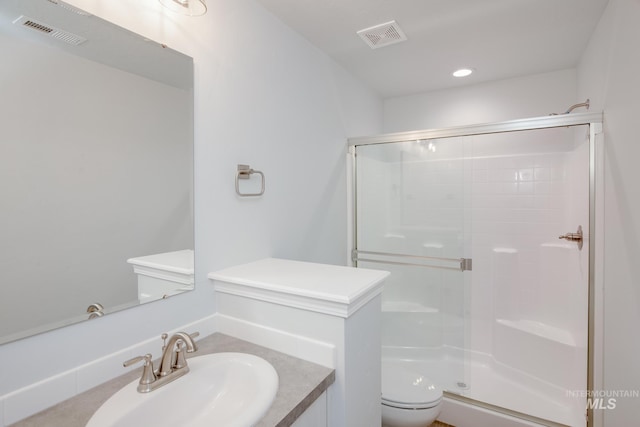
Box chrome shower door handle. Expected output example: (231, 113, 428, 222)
(559, 225, 583, 250)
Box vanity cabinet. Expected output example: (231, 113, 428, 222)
(292, 391, 328, 427)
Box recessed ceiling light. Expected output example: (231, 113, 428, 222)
(453, 68, 473, 77)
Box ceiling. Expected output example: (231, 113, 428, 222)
(255, 0, 610, 98)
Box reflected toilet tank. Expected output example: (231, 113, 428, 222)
(127, 250, 194, 302)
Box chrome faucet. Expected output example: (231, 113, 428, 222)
(158, 331, 199, 377)
(123, 331, 199, 393)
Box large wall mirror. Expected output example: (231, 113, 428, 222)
(0, 0, 194, 344)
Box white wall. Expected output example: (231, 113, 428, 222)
(383, 68, 578, 133)
(0, 0, 382, 407)
(577, 0, 640, 424)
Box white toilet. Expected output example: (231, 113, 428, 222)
(381, 360, 443, 427)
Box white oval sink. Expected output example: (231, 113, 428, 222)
(87, 352, 279, 427)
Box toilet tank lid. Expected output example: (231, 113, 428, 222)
(382, 361, 443, 406)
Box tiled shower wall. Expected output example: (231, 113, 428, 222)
(465, 127, 589, 356)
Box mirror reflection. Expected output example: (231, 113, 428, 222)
(0, 0, 194, 344)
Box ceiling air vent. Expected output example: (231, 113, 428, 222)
(357, 20, 407, 50)
(13, 15, 87, 45)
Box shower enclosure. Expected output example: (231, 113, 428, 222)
(349, 113, 602, 427)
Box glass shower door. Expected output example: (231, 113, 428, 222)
(353, 137, 471, 394)
(352, 122, 592, 426)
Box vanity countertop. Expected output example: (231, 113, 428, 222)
(9, 333, 335, 427)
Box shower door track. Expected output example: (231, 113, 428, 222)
(349, 111, 604, 427)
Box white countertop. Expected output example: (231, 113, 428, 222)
(208, 258, 389, 318)
(127, 249, 194, 274)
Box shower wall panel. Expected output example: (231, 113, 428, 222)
(465, 127, 588, 392)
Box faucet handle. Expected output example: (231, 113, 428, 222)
(123, 353, 157, 389)
(173, 341, 188, 370)
(123, 353, 151, 367)
(172, 332, 199, 370)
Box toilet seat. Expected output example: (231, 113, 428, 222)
(381, 361, 443, 410)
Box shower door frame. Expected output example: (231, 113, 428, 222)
(348, 112, 604, 427)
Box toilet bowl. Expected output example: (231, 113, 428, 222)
(381, 360, 443, 427)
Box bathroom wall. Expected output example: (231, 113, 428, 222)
(577, 0, 640, 424)
(383, 68, 578, 133)
(0, 0, 383, 417)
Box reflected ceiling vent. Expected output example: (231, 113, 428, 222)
(12, 15, 87, 45)
(357, 20, 407, 49)
(45, 0, 93, 17)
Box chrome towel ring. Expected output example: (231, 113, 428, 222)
(235, 164, 265, 197)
